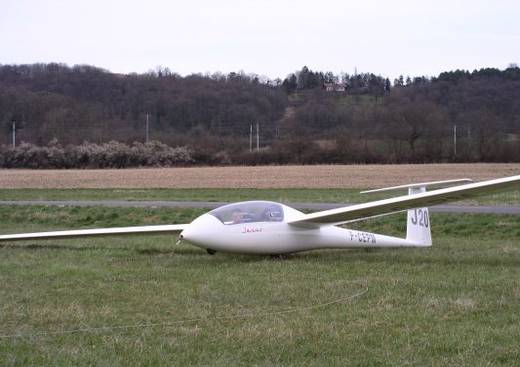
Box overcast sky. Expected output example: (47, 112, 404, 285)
(1, 0, 519, 80)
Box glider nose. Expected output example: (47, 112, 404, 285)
(179, 227, 191, 242)
(180, 214, 220, 247)
(180, 225, 208, 247)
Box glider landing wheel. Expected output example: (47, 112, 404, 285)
(270, 254, 290, 260)
(206, 249, 216, 255)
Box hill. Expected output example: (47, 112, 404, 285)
(0, 64, 519, 166)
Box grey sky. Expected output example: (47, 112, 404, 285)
(1, 0, 519, 80)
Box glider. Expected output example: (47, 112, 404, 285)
(0, 175, 519, 255)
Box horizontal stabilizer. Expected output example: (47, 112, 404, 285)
(0, 224, 187, 242)
(360, 179, 473, 194)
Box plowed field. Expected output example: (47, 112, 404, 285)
(0, 164, 519, 189)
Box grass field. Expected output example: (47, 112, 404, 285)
(1, 187, 520, 206)
(1, 203, 520, 366)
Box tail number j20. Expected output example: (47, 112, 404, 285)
(410, 209, 429, 228)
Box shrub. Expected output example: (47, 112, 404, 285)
(0, 140, 194, 168)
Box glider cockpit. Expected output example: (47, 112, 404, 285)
(210, 201, 284, 225)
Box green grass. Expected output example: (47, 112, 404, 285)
(0, 188, 365, 203)
(1, 204, 520, 365)
(1, 188, 519, 205)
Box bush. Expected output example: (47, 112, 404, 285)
(0, 140, 194, 169)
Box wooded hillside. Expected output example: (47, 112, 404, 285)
(1, 63, 519, 167)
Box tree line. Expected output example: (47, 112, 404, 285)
(0, 63, 287, 145)
(0, 63, 519, 167)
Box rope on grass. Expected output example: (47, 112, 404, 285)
(0, 280, 368, 340)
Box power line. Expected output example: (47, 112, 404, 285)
(249, 124, 253, 152)
(145, 113, 150, 142)
(256, 122, 259, 150)
(11, 121, 16, 148)
(453, 125, 457, 157)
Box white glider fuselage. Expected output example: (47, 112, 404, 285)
(180, 203, 422, 255)
(1, 175, 518, 255)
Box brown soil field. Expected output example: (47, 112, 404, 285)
(0, 164, 519, 189)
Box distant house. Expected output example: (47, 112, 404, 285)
(323, 82, 346, 92)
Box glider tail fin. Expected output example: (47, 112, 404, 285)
(405, 187, 432, 247)
(360, 179, 471, 247)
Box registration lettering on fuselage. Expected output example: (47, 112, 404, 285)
(242, 227, 263, 234)
(348, 230, 376, 244)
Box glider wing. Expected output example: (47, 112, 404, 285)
(288, 175, 520, 227)
(0, 224, 187, 242)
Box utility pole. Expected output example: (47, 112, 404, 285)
(256, 122, 259, 151)
(145, 113, 150, 142)
(453, 125, 457, 158)
(249, 124, 253, 152)
(11, 120, 16, 149)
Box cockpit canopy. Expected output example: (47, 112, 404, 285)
(209, 201, 284, 225)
